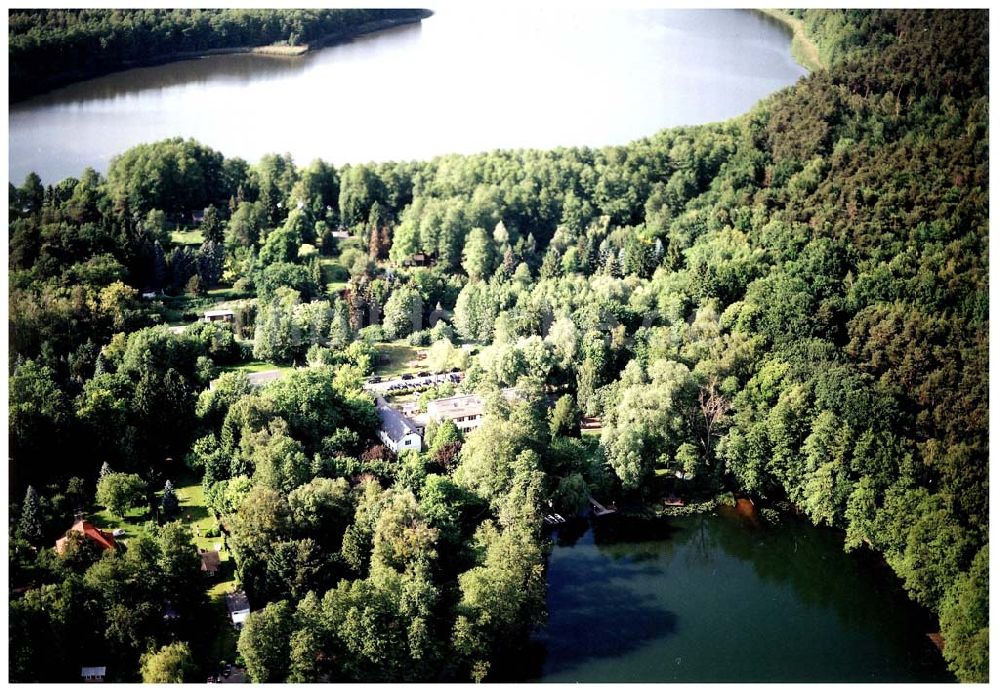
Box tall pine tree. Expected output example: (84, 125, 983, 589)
(18, 486, 43, 545)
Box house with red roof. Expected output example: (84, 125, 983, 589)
(54, 518, 118, 554)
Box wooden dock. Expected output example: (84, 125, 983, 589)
(589, 496, 617, 516)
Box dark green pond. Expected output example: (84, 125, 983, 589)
(524, 509, 952, 683)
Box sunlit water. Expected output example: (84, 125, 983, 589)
(9, 8, 806, 184)
(516, 512, 952, 683)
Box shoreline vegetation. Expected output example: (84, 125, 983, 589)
(756, 9, 825, 72)
(8, 9, 432, 102)
(119, 13, 436, 64)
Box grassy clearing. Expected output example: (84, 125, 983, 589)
(319, 258, 350, 294)
(204, 597, 239, 670)
(205, 286, 247, 303)
(89, 506, 152, 545)
(251, 43, 308, 56)
(171, 228, 205, 246)
(158, 288, 248, 325)
(374, 340, 424, 377)
(222, 360, 294, 375)
(173, 474, 240, 670)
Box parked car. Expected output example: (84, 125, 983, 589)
(112, 528, 126, 538)
(400, 374, 414, 381)
(368, 375, 382, 384)
(417, 371, 430, 377)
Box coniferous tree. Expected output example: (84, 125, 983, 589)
(328, 298, 352, 349)
(17, 486, 43, 545)
(162, 479, 179, 518)
(151, 241, 168, 291)
(201, 204, 223, 243)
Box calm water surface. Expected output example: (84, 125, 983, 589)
(524, 511, 952, 683)
(10, 8, 806, 184)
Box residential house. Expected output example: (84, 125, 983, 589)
(200, 549, 221, 576)
(424, 388, 518, 434)
(376, 397, 423, 453)
(203, 309, 234, 323)
(55, 518, 117, 554)
(402, 252, 432, 267)
(225, 591, 251, 629)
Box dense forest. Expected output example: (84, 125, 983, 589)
(8, 8, 429, 101)
(8, 9, 987, 684)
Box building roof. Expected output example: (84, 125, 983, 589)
(200, 550, 221, 572)
(426, 389, 518, 422)
(246, 370, 284, 387)
(426, 393, 485, 421)
(55, 520, 117, 553)
(225, 591, 250, 615)
(375, 396, 419, 443)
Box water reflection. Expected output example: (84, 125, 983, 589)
(19, 21, 426, 108)
(539, 548, 678, 679)
(531, 512, 952, 682)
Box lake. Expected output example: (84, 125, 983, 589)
(9, 8, 806, 185)
(517, 510, 952, 683)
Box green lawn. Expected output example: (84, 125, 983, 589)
(172, 474, 240, 670)
(171, 228, 205, 246)
(204, 596, 239, 670)
(88, 506, 152, 545)
(206, 286, 247, 303)
(319, 258, 350, 295)
(374, 341, 424, 377)
(156, 285, 250, 325)
(87, 475, 225, 562)
(222, 360, 294, 375)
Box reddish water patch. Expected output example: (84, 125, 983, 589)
(719, 497, 761, 528)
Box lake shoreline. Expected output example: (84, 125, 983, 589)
(9, 10, 432, 104)
(754, 9, 824, 72)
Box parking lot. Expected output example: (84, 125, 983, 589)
(363, 370, 462, 394)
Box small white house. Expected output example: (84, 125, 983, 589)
(231, 609, 250, 628)
(204, 309, 234, 323)
(81, 666, 106, 683)
(225, 591, 251, 630)
(376, 398, 423, 453)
